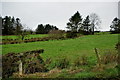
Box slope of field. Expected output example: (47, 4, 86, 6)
(2, 34, 119, 78)
(2, 34, 118, 60)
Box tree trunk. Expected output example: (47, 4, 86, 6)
(92, 24, 94, 35)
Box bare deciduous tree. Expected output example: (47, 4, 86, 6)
(90, 13, 101, 34)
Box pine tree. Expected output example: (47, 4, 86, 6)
(110, 17, 120, 33)
(66, 11, 82, 32)
(82, 15, 91, 32)
(36, 24, 45, 34)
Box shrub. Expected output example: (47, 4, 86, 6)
(24, 60, 48, 74)
(115, 42, 120, 50)
(25, 39, 29, 42)
(66, 31, 77, 38)
(48, 30, 65, 39)
(2, 53, 20, 78)
(2, 49, 47, 78)
(55, 57, 70, 69)
(78, 30, 91, 35)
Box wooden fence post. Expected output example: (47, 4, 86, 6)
(94, 48, 101, 67)
(19, 60, 22, 75)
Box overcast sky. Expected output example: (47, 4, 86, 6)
(1, 1, 119, 31)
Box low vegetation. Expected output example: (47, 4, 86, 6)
(2, 49, 47, 78)
(2, 34, 119, 78)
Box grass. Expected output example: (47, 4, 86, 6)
(2, 34, 118, 60)
(94, 32, 111, 35)
(2, 34, 119, 78)
(1, 34, 48, 40)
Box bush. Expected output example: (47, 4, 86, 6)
(48, 30, 65, 39)
(2, 53, 20, 78)
(115, 42, 120, 50)
(55, 57, 70, 69)
(24, 60, 48, 74)
(2, 49, 48, 78)
(66, 31, 77, 38)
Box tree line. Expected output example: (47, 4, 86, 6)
(66, 11, 120, 34)
(36, 24, 58, 34)
(66, 11, 101, 35)
(1, 11, 120, 35)
(1, 16, 59, 35)
(2, 16, 23, 35)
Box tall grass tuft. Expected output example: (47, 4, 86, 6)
(101, 50, 118, 64)
(74, 55, 88, 67)
(55, 57, 70, 69)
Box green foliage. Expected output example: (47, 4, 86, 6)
(110, 17, 120, 33)
(66, 31, 77, 38)
(2, 16, 23, 35)
(80, 15, 91, 34)
(36, 24, 58, 34)
(15, 18, 23, 35)
(2, 16, 15, 35)
(66, 11, 82, 32)
(36, 24, 45, 34)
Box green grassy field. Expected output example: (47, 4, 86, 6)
(1, 34, 48, 40)
(2, 34, 119, 78)
(2, 34, 118, 59)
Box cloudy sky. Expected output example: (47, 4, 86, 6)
(1, 0, 119, 31)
